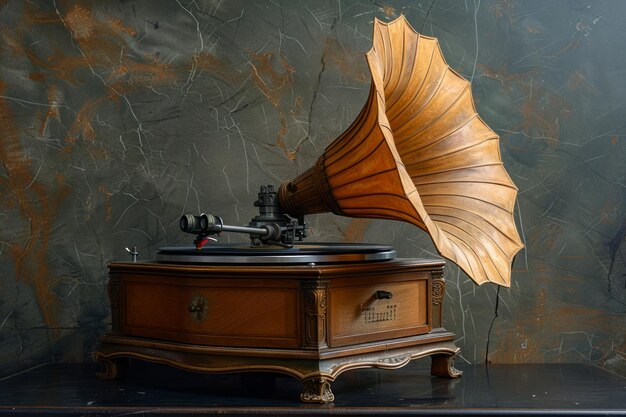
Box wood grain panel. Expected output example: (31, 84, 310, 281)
(329, 280, 429, 347)
(122, 280, 299, 349)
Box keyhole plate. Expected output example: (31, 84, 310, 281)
(188, 294, 208, 322)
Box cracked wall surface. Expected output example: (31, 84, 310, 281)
(0, 0, 624, 377)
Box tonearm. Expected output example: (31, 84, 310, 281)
(180, 185, 307, 249)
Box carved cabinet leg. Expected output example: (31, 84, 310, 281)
(300, 377, 335, 403)
(431, 353, 462, 378)
(94, 355, 128, 380)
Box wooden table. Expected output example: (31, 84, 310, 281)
(1, 363, 625, 415)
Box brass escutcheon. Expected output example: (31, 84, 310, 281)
(188, 294, 208, 321)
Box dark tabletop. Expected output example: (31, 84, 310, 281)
(0, 362, 624, 416)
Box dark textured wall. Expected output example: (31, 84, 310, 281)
(0, 0, 624, 377)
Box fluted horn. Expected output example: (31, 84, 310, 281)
(279, 16, 523, 287)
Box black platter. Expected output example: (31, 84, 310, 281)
(156, 243, 396, 264)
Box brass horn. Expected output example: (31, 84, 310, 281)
(279, 16, 523, 287)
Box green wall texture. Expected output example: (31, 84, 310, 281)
(0, 0, 624, 377)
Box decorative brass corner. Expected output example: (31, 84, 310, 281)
(108, 272, 121, 333)
(301, 376, 334, 403)
(301, 280, 328, 349)
(431, 352, 463, 378)
(430, 268, 446, 329)
(431, 270, 445, 307)
(93, 352, 127, 380)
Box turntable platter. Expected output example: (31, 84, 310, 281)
(156, 243, 396, 264)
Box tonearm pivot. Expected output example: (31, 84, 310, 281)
(180, 184, 307, 249)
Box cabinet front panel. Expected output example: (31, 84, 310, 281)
(122, 280, 299, 348)
(329, 278, 430, 347)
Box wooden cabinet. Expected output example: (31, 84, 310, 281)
(94, 259, 461, 403)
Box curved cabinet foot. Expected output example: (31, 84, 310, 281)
(431, 353, 462, 378)
(94, 354, 128, 380)
(300, 377, 335, 403)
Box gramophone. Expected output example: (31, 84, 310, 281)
(94, 16, 523, 403)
